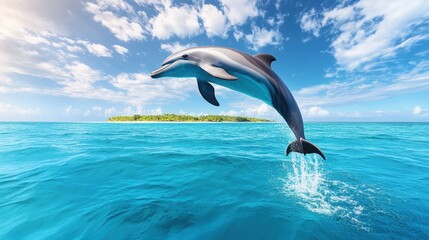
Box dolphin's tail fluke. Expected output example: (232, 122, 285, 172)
(286, 138, 326, 160)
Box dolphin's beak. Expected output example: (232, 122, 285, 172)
(151, 63, 172, 78)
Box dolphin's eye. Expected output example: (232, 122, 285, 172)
(182, 54, 188, 59)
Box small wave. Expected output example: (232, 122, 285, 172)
(281, 153, 370, 231)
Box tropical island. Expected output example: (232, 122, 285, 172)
(108, 114, 272, 122)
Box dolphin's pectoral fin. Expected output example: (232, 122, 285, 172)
(253, 54, 276, 67)
(197, 80, 220, 106)
(286, 138, 326, 160)
(200, 64, 237, 80)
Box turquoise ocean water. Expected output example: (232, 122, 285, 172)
(0, 122, 428, 239)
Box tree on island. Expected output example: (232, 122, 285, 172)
(108, 114, 271, 122)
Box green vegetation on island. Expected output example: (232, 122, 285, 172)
(108, 114, 272, 122)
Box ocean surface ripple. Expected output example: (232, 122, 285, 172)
(0, 122, 428, 239)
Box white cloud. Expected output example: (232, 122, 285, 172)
(300, 0, 429, 70)
(160, 42, 196, 53)
(85, 1, 145, 41)
(85, 43, 112, 57)
(0, 14, 117, 89)
(243, 103, 276, 116)
(82, 105, 163, 118)
(0, 23, 122, 102)
(302, 106, 330, 117)
(0, 2, 72, 39)
(113, 44, 128, 55)
(325, 109, 418, 120)
(84, 106, 103, 117)
(335, 111, 363, 119)
(96, 0, 135, 13)
(324, 72, 336, 78)
(0, 0, 207, 110)
(66, 45, 83, 52)
(295, 60, 429, 108)
(135, 0, 172, 11)
(65, 61, 103, 83)
(0, 2, 135, 106)
(412, 106, 423, 115)
(64, 105, 79, 116)
(233, 28, 244, 41)
(220, 0, 259, 25)
(267, 14, 285, 28)
(136, 0, 265, 42)
(299, 8, 321, 37)
(24, 34, 50, 45)
(219, 110, 239, 116)
(0, 76, 12, 85)
(0, 24, 125, 102)
(245, 26, 283, 50)
(111, 73, 196, 105)
(104, 107, 118, 116)
(150, 5, 200, 39)
(200, 4, 228, 37)
(1, 38, 198, 107)
(321, 5, 356, 26)
(275, 0, 282, 11)
(150, 107, 163, 115)
(87, 0, 281, 50)
(92, 106, 102, 112)
(0, 103, 40, 117)
(216, 100, 279, 120)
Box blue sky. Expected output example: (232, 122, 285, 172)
(1, 0, 428, 121)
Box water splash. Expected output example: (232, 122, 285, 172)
(281, 143, 370, 231)
(283, 154, 336, 215)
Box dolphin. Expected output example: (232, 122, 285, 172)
(151, 47, 325, 160)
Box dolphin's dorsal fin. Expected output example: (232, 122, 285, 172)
(253, 54, 276, 67)
(197, 79, 220, 106)
(200, 64, 237, 80)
